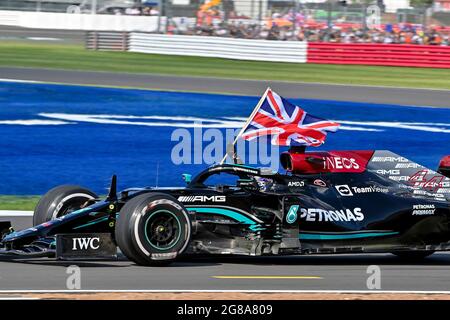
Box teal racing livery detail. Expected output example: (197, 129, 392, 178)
(299, 231, 400, 240)
(286, 205, 299, 224)
(73, 216, 109, 230)
(186, 207, 265, 232)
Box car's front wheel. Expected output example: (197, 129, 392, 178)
(33, 185, 97, 225)
(115, 193, 192, 266)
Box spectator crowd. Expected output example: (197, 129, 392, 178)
(168, 9, 450, 46)
(174, 22, 449, 45)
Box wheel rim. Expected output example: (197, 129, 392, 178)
(52, 194, 94, 219)
(144, 210, 181, 251)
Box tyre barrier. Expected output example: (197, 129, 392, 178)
(86, 31, 129, 51)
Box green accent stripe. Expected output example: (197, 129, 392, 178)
(299, 231, 399, 240)
(73, 216, 109, 230)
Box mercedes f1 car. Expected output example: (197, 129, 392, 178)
(1, 149, 450, 266)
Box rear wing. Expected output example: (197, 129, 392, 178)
(367, 150, 450, 201)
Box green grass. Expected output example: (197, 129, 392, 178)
(0, 196, 40, 211)
(1, 42, 449, 90)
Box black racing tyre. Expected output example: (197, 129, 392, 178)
(33, 185, 97, 225)
(115, 193, 191, 266)
(392, 251, 434, 260)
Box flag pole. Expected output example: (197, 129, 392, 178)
(220, 87, 271, 164)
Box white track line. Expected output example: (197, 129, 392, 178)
(0, 78, 41, 83)
(0, 290, 449, 294)
(27, 37, 62, 41)
(0, 210, 33, 217)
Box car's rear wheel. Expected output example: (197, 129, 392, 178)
(33, 185, 97, 225)
(392, 251, 434, 260)
(115, 193, 191, 266)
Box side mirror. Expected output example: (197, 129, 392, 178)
(182, 173, 192, 184)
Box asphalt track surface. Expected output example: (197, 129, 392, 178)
(1, 67, 449, 108)
(0, 26, 84, 44)
(1, 215, 450, 291)
(0, 68, 449, 292)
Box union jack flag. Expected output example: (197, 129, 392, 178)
(240, 89, 339, 147)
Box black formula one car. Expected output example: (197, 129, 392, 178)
(1, 149, 450, 266)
